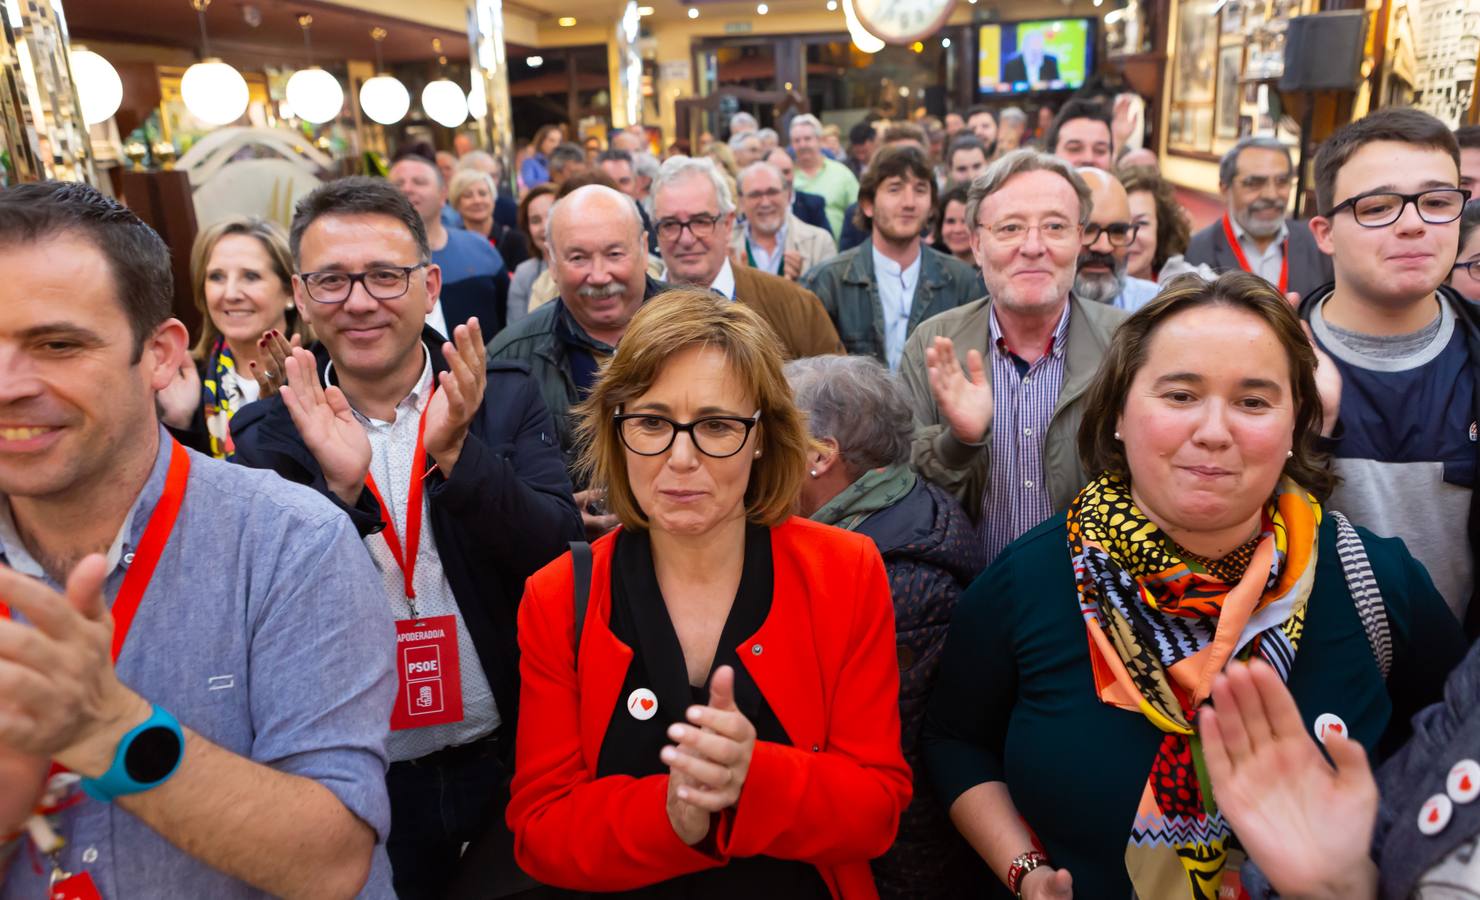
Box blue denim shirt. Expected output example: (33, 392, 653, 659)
(0, 428, 397, 899)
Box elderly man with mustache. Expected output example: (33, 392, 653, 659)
(1071, 168, 1161, 312)
(1185, 136, 1334, 300)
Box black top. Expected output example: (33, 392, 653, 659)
(576, 523, 829, 899)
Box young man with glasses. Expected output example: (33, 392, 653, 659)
(1298, 108, 1478, 631)
(801, 145, 979, 369)
(898, 149, 1126, 562)
(729, 161, 837, 281)
(651, 155, 842, 359)
(230, 176, 582, 898)
(1072, 167, 1160, 312)
(1186, 136, 1334, 300)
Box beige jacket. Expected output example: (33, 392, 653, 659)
(729, 212, 839, 281)
(899, 294, 1128, 520)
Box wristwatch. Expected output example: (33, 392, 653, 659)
(80, 705, 185, 803)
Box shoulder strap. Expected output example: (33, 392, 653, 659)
(1330, 510, 1393, 679)
(570, 541, 592, 666)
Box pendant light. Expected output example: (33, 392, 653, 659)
(421, 38, 469, 128)
(358, 27, 410, 126)
(842, 0, 885, 53)
(180, 0, 250, 125)
(69, 49, 124, 125)
(285, 14, 344, 125)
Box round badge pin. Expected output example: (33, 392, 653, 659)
(1313, 712, 1348, 744)
(626, 688, 658, 721)
(1449, 759, 1480, 805)
(1419, 793, 1454, 836)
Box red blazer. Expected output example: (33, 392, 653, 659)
(507, 517, 912, 897)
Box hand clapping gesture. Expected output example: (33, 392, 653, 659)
(279, 347, 372, 505)
(1200, 660, 1379, 900)
(660, 666, 757, 845)
(924, 336, 994, 444)
(422, 318, 487, 477)
(247, 329, 301, 400)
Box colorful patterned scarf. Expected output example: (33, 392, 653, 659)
(202, 339, 242, 459)
(1066, 472, 1321, 900)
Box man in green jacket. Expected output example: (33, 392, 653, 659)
(899, 149, 1126, 563)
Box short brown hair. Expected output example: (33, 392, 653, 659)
(1077, 272, 1336, 501)
(517, 182, 559, 262)
(855, 144, 937, 232)
(1314, 108, 1459, 214)
(573, 288, 811, 530)
(189, 216, 305, 358)
(881, 123, 928, 147)
(1117, 167, 1192, 275)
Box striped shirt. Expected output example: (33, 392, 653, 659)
(982, 302, 1071, 563)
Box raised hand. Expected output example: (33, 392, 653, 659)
(248, 329, 301, 400)
(660, 666, 757, 815)
(279, 347, 371, 505)
(0, 557, 151, 777)
(1200, 660, 1379, 900)
(156, 360, 202, 429)
(782, 250, 803, 281)
(1022, 866, 1074, 900)
(573, 488, 619, 541)
(925, 336, 994, 444)
(423, 318, 487, 477)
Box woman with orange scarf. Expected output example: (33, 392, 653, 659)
(923, 273, 1465, 900)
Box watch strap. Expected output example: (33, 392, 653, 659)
(79, 705, 184, 803)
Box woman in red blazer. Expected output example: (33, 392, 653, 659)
(507, 288, 911, 897)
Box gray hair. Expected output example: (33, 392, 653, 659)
(633, 151, 660, 182)
(653, 155, 735, 216)
(729, 111, 759, 133)
(756, 127, 779, 145)
(728, 131, 761, 153)
(784, 355, 914, 475)
(1000, 106, 1027, 126)
(448, 168, 497, 208)
(789, 114, 823, 139)
(736, 161, 787, 197)
(457, 150, 497, 173)
(964, 148, 1093, 231)
(1218, 137, 1293, 188)
(546, 184, 645, 253)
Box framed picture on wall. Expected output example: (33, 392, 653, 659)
(1215, 44, 1243, 139)
(1173, 0, 1218, 105)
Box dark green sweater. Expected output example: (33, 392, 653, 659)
(923, 512, 1466, 900)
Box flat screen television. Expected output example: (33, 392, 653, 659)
(978, 19, 1094, 94)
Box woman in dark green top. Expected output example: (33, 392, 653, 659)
(923, 273, 1465, 900)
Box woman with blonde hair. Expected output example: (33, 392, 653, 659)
(451, 167, 530, 273)
(158, 216, 306, 458)
(508, 288, 911, 896)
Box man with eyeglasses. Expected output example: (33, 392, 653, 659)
(729, 161, 837, 281)
(1185, 136, 1333, 300)
(765, 147, 833, 234)
(390, 153, 510, 338)
(1296, 108, 1480, 633)
(651, 156, 842, 358)
(898, 149, 1126, 563)
(1071, 167, 1160, 312)
(230, 176, 581, 898)
(802, 145, 978, 370)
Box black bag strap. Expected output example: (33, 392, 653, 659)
(570, 541, 592, 666)
(1330, 511, 1393, 679)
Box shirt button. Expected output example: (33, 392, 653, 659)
(82, 847, 99, 864)
(1023, 427, 1032, 436)
(1025, 480, 1034, 488)
(122, 552, 136, 566)
(1023, 377, 1032, 385)
(811, 744, 821, 752)
(751, 643, 763, 655)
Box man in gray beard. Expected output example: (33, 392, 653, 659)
(1185, 136, 1334, 299)
(488, 184, 667, 534)
(1071, 167, 1161, 312)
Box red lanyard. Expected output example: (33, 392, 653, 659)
(361, 388, 435, 605)
(1223, 213, 1289, 294)
(0, 439, 191, 663)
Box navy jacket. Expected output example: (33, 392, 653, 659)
(229, 328, 583, 733)
(793, 190, 831, 233)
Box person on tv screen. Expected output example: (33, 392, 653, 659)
(1003, 30, 1059, 85)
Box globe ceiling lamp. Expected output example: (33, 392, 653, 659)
(285, 14, 343, 124)
(422, 78, 468, 128)
(180, 0, 249, 125)
(358, 27, 410, 125)
(69, 49, 123, 125)
(842, 0, 885, 53)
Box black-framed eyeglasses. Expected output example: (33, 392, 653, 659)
(298, 264, 427, 304)
(654, 213, 722, 242)
(1323, 188, 1471, 228)
(1454, 260, 1480, 278)
(1081, 222, 1141, 248)
(614, 410, 761, 458)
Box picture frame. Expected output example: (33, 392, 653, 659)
(1172, 0, 1218, 105)
(1215, 44, 1243, 140)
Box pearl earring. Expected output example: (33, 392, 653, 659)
(754, 449, 762, 458)
(1287, 450, 1294, 459)
(809, 469, 818, 478)
(1114, 431, 1122, 440)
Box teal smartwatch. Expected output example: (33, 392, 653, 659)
(80, 705, 185, 803)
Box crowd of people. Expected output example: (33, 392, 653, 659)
(3, 92, 1480, 900)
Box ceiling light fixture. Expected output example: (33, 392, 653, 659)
(688, 6, 699, 17)
(527, 55, 545, 67)
(180, 0, 250, 126)
(358, 27, 410, 125)
(285, 14, 344, 124)
(69, 49, 123, 125)
(558, 16, 577, 26)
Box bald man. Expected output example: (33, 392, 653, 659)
(487, 185, 666, 486)
(1072, 167, 1161, 312)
